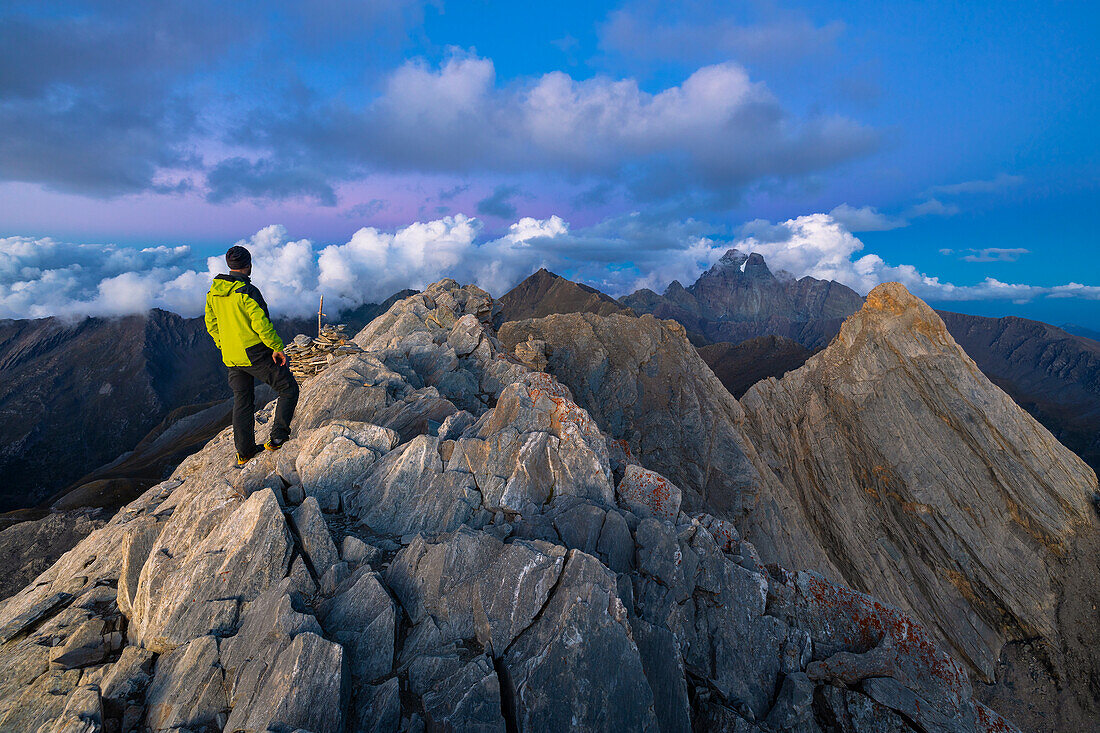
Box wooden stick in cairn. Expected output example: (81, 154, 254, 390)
(285, 320, 362, 382)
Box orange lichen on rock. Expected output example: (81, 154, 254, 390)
(694, 513, 739, 551)
(524, 371, 572, 402)
(523, 372, 602, 443)
(617, 465, 682, 521)
(864, 282, 919, 316)
(797, 572, 967, 693)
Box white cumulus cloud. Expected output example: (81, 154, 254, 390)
(229, 51, 878, 205)
(3, 211, 1098, 321)
(730, 215, 1100, 303)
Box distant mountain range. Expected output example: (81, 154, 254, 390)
(619, 249, 861, 348)
(1062, 323, 1100, 341)
(696, 336, 813, 398)
(2, 255, 1097, 520)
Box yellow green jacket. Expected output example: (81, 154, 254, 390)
(204, 274, 285, 366)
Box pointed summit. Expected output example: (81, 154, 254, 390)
(496, 268, 630, 322)
(741, 282, 1099, 714)
(831, 281, 956, 355)
(623, 249, 863, 346)
(706, 248, 749, 274)
(741, 252, 774, 280)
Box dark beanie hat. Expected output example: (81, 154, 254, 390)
(225, 245, 251, 270)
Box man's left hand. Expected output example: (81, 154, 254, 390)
(273, 350, 287, 367)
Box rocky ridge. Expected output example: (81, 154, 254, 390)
(0, 280, 1021, 732)
(497, 283, 1100, 731)
(741, 283, 1100, 731)
(511, 266, 1100, 481)
(497, 311, 833, 578)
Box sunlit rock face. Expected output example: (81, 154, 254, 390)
(4, 278, 1095, 732)
(740, 283, 1100, 730)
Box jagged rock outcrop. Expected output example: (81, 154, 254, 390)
(504, 266, 1100, 482)
(497, 311, 831, 574)
(741, 282, 1100, 731)
(500, 281, 1100, 731)
(0, 280, 1034, 732)
(620, 248, 861, 348)
(499, 313, 763, 514)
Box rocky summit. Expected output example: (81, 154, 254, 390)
(620, 248, 863, 348)
(0, 279, 1094, 733)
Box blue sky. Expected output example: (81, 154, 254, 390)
(1, 0, 1097, 324)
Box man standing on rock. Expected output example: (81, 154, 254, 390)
(204, 245, 299, 467)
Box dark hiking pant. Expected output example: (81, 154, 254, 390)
(228, 344, 299, 457)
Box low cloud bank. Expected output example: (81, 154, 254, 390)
(2, 212, 1097, 320)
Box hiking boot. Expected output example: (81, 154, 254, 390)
(235, 445, 264, 468)
(264, 436, 288, 451)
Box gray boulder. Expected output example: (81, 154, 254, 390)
(99, 646, 155, 716)
(290, 496, 340, 579)
(503, 550, 659, 732)
(387, 528, 565, 654)
(224, 632, 344, 733)
(341, 535, 380, 566)
(344, 434, 480, 536)
(318, 567, 396, 682)
(421, 655, 506, 732)
(130, 489, 293, 653)
(445, 374, 615, 513)
(144, 635, 226, 732)
(296, 421, 398, 511)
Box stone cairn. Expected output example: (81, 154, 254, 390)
(513, 335, 549, 371)
(285, 324, 363, 382)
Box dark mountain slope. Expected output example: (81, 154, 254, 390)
(496, 267, 632, 322)
(697, 335, 813, 398)
(940, 311, 1100, 472)
(0, 295, 407, 512)
(0, 311, 225, 509)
